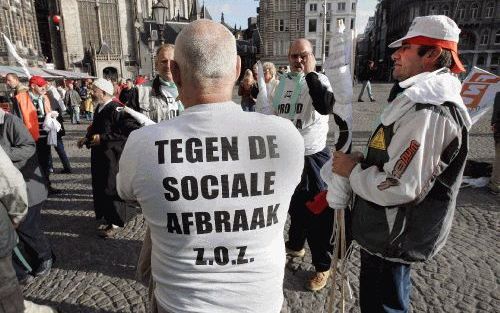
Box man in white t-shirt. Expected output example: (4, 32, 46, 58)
(117, 20, 304, 313)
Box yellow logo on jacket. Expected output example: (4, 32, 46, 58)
(369, 128, 386, 150)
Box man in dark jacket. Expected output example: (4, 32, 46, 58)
(488, 93, 500, 194)
(119, 79, 136, 106)
(77, 78, 140, 238)
(0, 109, 53, 284)
(357, 60, 376, 102)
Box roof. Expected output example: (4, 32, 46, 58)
(0, 66, 95, 80)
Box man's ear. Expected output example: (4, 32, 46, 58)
(235, 55, 242, 81)
(423, 46, 443, 70)
(171, 60, 182, 88)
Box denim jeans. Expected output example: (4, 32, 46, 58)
(359, 249, 411, 313)
(358, 80, 374, 100)
(71, 106, 80, 124)
(48, 137, 71, 171)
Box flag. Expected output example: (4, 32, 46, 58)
(461, 66, 500, 125)
(1, 32, 31, 78)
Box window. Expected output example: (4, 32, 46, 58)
(338, 2, 346, 11)
(430, 5, 438, 15)
(492, 53, 500, 65)
(327, 3, 332, 11)
(442, 5, 449, 16)
(486, 2, 495, 18)
(352, 2, 356, 11)
(337, 18, 345, 27)
(471, 3, 479, 18)
(309, 19, 317, 32)
(496, 30, 500, 44)
(277, 0, 289, 11)
(326, 18, 331, 32)
(310, 3, 317, 12)
(325, 40, 330, 57)
(351, 18, 355, 29)
(274, 19, 288, 32)
(477, 55, 485, 65)
(480, 31, 490, 45)
(310, 39, 316, 55)
(458, 6, 465, 19)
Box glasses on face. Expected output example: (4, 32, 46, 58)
(290, 52, 312, 60)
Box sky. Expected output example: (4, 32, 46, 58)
(203, 0, 378, 34)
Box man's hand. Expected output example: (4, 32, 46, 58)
(77, 137, 87, 149)
(303, 53, 316, 74)
(90, 134, 101, 146)
(332, 151, 359, 178)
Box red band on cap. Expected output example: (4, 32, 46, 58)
(403, 36, 465, 74)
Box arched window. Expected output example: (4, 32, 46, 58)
(480, 30, 490, 45)
(458, 6, 466, 19)
(460, 31, 476, 50)
(477, 55, 485, 65)
(485, 2, 495, 18)
(495, 30, 500, 44)
(430, 5, 438, 15)
(442, 5, 449, 16)
(471, 3, 479, 18)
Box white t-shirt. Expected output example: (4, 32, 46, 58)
(272, 72, 330, 156)
(117, 102, 304, 313)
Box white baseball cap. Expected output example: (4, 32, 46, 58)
(92, 78, 114, 96)
(388, 15, 465, 73)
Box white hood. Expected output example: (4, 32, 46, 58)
(381, 69, 472, 130)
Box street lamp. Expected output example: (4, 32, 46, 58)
(152, 0, 168, 45)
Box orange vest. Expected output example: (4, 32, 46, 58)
(15, 91, 51, 142)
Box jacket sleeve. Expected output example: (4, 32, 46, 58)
(127, 88, 141, 112)
(305, 72, 335, 115)
(349, 105, 462, 207)
(0, 146, 28, 224)
(3, 114, 36, 166)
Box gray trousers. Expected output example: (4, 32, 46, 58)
(0, 255, 24, 313)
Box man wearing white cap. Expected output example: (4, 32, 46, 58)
(332, 15, 471, 312)
(77, 78, 140, 238)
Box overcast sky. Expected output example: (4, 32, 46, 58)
(203, 0, 378, 34)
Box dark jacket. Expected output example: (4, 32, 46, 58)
(493, 92, 500, 142)
(0, 110, 48, 207)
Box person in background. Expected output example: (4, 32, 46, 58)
(77, 78, 140, 238)
(357, 60, 376, 102)
(129, 44, 184, 121)
(489, 93, 500, 195)
(82, 79, 94, 121)
(238, 69, 256, 112)
(46, 81, 72, 174)
(0, 108, 53, 285)
(64, 81, 82, 124)
(0, 145, 57, 313)
(119, 79, 136, 107)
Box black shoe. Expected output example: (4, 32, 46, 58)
(34, 259, 53, 276)
(98, 224, 119, 238)
(59, 168, 72, 174)
(358, 99, 364, 102)
(370, 98, 376, 102)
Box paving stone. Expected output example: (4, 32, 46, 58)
(22, 84, 498, 312)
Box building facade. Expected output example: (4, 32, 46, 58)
(0, 0, 43, 66)
(359, 0, 500, 81)
(257, 0, 306, 67)
(304, 0, 357, 68)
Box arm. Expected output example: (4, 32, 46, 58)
(3, 114, 36, 166)
(338, 108, 462, 207)
(305, 72, 335, 115)
(0, 146, 28, 225)
(117, 130, 141, 201)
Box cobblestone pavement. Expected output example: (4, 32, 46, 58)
(23, 84, 498, 313)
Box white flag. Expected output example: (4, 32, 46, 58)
(461, 66, 500, 125)
(1, 32, 31, 79)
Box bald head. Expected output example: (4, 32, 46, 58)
(288, 39, 315, 73)
(174, 20, 238, 87)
